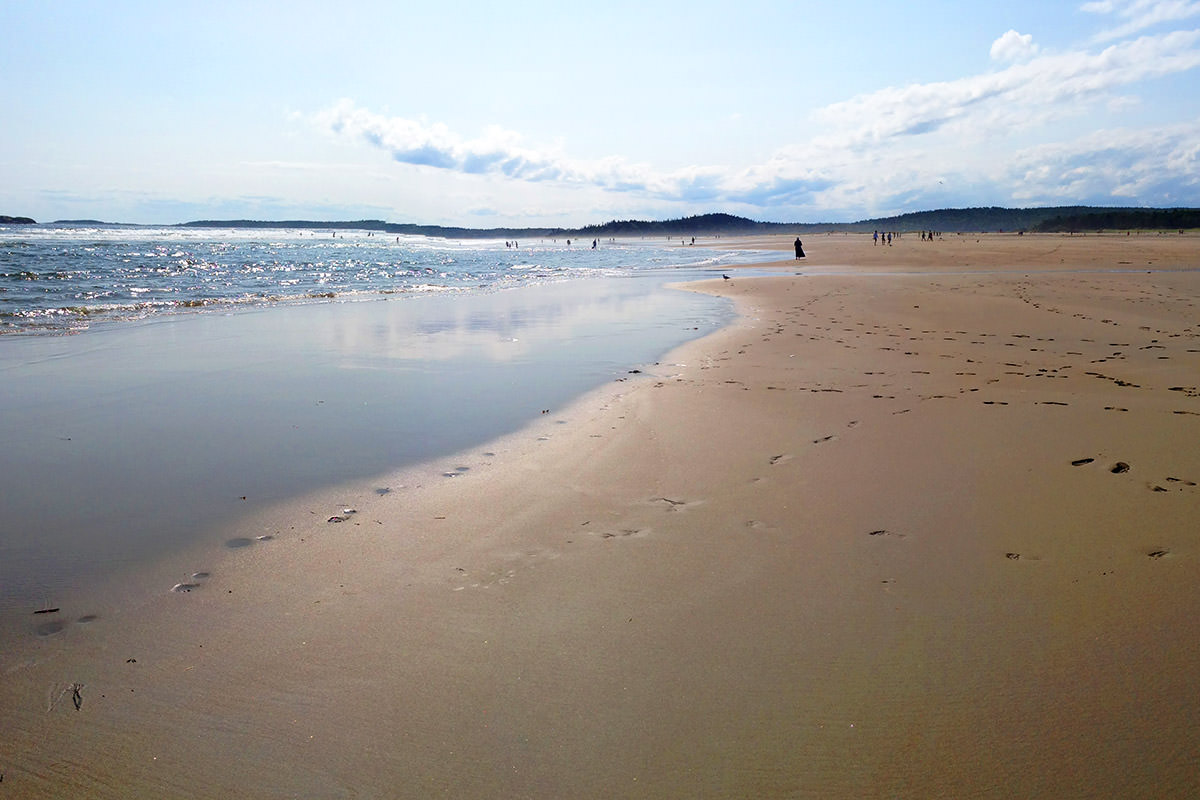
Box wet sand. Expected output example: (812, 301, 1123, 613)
(2, 232, 1199, 798)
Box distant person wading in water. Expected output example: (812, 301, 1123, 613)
(794, 237, 805, 259)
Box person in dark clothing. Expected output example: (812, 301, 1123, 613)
(794, 237, 805, 259)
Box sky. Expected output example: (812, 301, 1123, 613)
(2, 0, 1199, 226)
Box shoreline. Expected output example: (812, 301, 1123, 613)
(0, 265, 743, 617)
(3, 233, 1199, 797)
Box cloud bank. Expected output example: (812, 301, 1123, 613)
(315, 1, 1200, 219)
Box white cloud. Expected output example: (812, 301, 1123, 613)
(312, 99, 745, 204)
(991, 30, 1040, 61)
(813, 28, 1200, 150)
(312, 18, 1200, 220)
(1006, 119, 1200, 201)
(1083, 0, 1200, 42)
(315, 99, 652, 190)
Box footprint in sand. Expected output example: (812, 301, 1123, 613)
(172, 571, 212, 593)
(649, 497, 696, 511)
(1147, 549, 1171, 559)
(1071, 458, 1095, 466)
(1111, 462, 1131, 474)
(600, 528, 647, 540)
(35, 620, 65, 636)
(326, 507, 357, 523)
(769, 454, 793, 465)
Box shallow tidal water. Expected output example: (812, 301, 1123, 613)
(0, 268, 740, 617)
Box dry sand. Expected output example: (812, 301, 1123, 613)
(3, 232, 1199, 798)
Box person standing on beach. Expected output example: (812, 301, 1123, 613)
(794, 237, 805, 259)
(873, 230, 879, 246)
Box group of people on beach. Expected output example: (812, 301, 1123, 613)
(871, 230, 942, 245)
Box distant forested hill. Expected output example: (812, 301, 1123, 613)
(1030, 208, 1200, 232)
(179, 219, 561, 239)
(575, 213, 792, 237)
(178, 206, 1200, 237)
(847, 206, 1198, 233)
(178, 213, 796, 239)
(854, 206, 1090, 232)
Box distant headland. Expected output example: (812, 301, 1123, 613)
(6, 206, 1199, 234)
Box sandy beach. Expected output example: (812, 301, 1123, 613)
(3, 232, 1199, 798)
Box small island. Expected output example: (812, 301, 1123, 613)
(0, 215, 36, 224)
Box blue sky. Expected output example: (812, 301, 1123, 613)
(2, 0, 1199, 225)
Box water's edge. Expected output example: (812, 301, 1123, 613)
(0, 268, 747, 625)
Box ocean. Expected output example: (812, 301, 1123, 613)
(0, 224, 765, 334)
